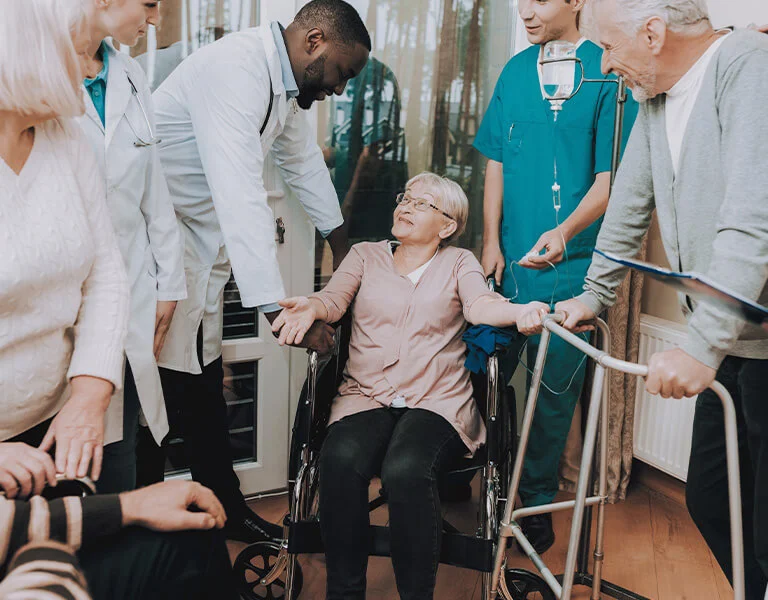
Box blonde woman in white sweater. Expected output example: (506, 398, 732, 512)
(0, 0, 129, 493)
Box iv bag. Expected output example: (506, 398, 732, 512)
(541, 40, 577, 112)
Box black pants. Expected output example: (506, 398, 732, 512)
(686, 356, 768, 599)
(319, 408, 467, 600)
(8, 418, 52, 446)
(79, 527, 237, 600)
(157, 356, 248, 519)
(99, 363, 142, 493)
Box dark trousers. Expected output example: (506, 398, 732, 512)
(319, 408, 467, 600)
(686, 356, 768, 599)
(99, 363, 142, 493)
(8, 418, 52, 446)
(157, 356, 247, 519)
(79, 527, 237, 600)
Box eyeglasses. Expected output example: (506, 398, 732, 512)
(395, 193, 455, 221)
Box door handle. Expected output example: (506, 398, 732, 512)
(276, 217, 286, 244)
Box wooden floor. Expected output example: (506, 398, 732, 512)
(228, 479, 734, 600)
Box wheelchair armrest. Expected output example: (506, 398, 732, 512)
(41, 476, 96, 500)
(1, 476, 95, 500)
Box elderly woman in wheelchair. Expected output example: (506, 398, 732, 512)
(273, 172, 547, 600)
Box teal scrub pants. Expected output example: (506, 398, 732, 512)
(503, 254, 591, 507)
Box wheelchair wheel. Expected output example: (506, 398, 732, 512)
(503, 568, 556, 600)
(234, 542, 303, 600)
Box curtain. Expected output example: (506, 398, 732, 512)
(559, 235, 648, 503)
(131, 0, 259, 84)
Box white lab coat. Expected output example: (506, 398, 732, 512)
(153, 24, 343, 374)
(77, 43, 187, 445)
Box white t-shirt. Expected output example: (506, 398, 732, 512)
(665, 31, 731, 175)
(389, 241, 438, 284)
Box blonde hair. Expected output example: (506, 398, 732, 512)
(405, 172, 469, 244)
(0, 0, 87, 117)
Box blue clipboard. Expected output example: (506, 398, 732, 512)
(595, 249, 768, 326)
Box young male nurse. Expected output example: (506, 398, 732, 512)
(474, 0, 637, 553)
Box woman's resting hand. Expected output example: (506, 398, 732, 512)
(40, 376, 112, 481)
(120, 480, 226, 532)
(516, 301, 551, 336)
(272, 297, 319, 346)
(0, 443, 57, 499)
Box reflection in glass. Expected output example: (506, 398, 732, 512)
(316, 0, 517, 288)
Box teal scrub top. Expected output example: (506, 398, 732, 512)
(84, 42, 109, 126)
(474, 41, 638, 303)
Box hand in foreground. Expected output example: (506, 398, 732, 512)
(120, 480, 226, 532)
(516, 302, 551, 336)
(481, 242, 506, 287)
(154, 300, 177, 359)
(553, 298, 597, 333)
(40, 376, 112, 481)
(0, 443, 57, 499)
(646, 348, 717, 399)
(519, 227, 567, 270)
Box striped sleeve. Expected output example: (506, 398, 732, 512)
(0, 540, 92, 599)
(0, 495, 122, 570)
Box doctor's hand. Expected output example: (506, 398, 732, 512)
(154, 301, 177, 359)
(40, 376, 112, 481)
(300, 321, 336, 355)
(481, 242, 506, 287)
(554, 298, 596, 333)
(520, 227, 567, 270)
(646, 348, 716, 400)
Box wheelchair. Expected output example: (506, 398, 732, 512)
(233, 319, 555, 600)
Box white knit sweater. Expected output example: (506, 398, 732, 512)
(0, 120, 129, 440)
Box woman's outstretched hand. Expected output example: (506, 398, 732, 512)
(272, 297, 319, 346)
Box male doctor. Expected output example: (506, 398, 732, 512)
(152, 0, 370, 542)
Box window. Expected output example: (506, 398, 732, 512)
(316, 0, 518, 288)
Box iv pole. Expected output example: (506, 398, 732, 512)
(539, 51, 646, 600)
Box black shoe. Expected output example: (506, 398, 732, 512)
(516, 513, 555, 555)
(223, 507, 283, 543)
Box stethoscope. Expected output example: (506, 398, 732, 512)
(126, 73, 162, 147)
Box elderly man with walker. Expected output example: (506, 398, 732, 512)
(548, 1, 768, 598)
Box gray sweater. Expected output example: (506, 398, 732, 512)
(579, 29, 768, 369)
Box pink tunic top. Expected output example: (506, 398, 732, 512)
(311, 240, 501, 454)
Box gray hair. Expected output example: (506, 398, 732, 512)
(596, 0, 711, 35)
(405, 172, 469, 244)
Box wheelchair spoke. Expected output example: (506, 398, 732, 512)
(234, 542, 303, 600)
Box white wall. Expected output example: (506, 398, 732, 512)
(707, 0, 768, 28)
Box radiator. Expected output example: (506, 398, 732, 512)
(632, 315, 697, 481)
